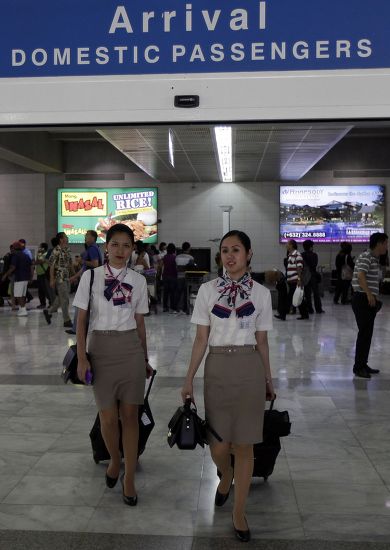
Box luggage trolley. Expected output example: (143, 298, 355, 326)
(185, 271, 209, 314)
(143, 268, 158, 314)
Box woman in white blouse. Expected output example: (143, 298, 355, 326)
(74, 223, 153, 506)
(181, 230, 275, 542)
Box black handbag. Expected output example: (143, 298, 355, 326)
(167, 398, 222, 450)
(61, 269, 94, 385)
(263, 399, 291, 438)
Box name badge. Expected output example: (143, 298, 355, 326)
(239, 318, 251, 329)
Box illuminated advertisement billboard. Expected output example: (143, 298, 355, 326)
(280, 185, 385, 243)
(58, 187, 158, 244)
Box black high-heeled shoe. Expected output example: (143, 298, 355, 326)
(215, 473, 234, 507)
(105, 467, 119, 489)
(120, 474, 138, 506)
(232, 515, 251, 543)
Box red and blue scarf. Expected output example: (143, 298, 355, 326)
(211, 272, 255, 319)
(104, 264, 133, 307)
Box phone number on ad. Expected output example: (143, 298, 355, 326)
(283, 232, 326, 238)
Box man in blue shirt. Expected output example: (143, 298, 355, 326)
(1, 241, 32, 316)
(66, 230, 102, 334)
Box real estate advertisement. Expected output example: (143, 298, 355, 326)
(280, 185, 385, 243)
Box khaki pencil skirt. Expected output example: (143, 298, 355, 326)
(88, 329, 145, 411)
(204, 345, 266, 445)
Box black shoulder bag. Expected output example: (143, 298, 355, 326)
(167, 398, 222, 450)
(61, 269, 95, 385)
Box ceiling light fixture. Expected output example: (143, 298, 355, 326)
(214, 126, 232, 182)
(169, 128, 175, 168)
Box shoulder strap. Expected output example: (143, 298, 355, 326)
(88, 269, 95, 308)
(144, 369, 157, 400)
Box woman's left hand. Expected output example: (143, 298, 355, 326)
(265, 379, 276, 401)
(145, 362, 154, 379)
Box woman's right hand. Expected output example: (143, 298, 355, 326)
(181, 380, 194, 405)
(77, 357, 91, 384)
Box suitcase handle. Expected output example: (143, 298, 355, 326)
(145, 369, 157, 401)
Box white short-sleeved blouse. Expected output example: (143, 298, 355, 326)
(191, 278, 273, 346)
(73, 265, 149, 332)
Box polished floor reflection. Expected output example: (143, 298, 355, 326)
(0, 295, 389, 545)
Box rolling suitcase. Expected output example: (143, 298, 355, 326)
(253, 399, 291, 480)
(89, 369, 157, 463)
(219, 399, 291, 481)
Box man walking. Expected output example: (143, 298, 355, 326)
(275, 239, 308, 320)
(175, 241, 195, 314)
(1, 241, 32, 316)
(351, 232, 388, 378)
(43, 232, 74, 327)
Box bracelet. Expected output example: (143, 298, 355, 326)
(265, 379, 271, 384)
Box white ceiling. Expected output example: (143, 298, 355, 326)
(98, 122, 352, 183)
(2, 120, 390, 180)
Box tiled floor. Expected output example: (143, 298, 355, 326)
(0, 294, 390, 548)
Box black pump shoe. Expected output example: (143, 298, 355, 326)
(120, 475, 138, 506)
(232, 515, 251, 543)
(215, 473, 234, 507)
(105, 467, 119, 489)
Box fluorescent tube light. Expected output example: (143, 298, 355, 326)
(214, 126, 232, 182)
(169, 128, 174, 168)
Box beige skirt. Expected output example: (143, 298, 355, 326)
(204, 346, 266, 445)
(88, 330, 145, 411)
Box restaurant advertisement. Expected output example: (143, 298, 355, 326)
(58, 187, 158, 244)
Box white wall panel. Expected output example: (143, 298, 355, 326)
(1, 69, 390, 126)
(0, 174, 45, 255)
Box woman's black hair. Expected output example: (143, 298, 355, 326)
(288, 239, 298, 250)
(340, 241, 352, 254)
(302, 239, 314, 251)
(220, 230, 251, 252)
(220, 230, 252, 265)
(167, 243, 176, 254)
(106, 223, 135, 245)
(135, 240, 145, 253)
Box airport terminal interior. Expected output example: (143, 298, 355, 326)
(0, 118, 389, 550)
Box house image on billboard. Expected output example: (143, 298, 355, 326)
(359, 204, 377, 224)
(319, 200, 362, 222)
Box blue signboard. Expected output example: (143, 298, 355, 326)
(0, 1, 389, 78)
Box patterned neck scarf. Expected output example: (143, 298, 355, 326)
(211, 272, 255, 319)
(104, 264, 133, 306)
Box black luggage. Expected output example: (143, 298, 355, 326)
(252, 399, 291, 480)
(89, 369, 157, 464)
(220, 399, 291, 481)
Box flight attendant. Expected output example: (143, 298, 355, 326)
(74, 223, 152, 506)
(181, 230, 275, 542)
